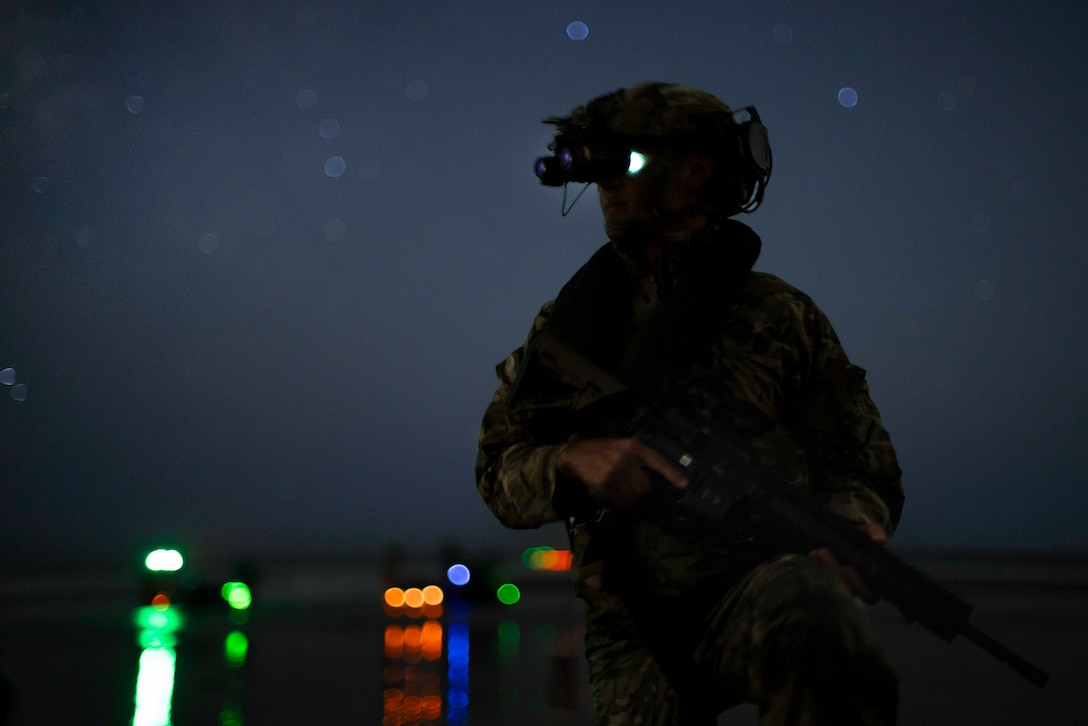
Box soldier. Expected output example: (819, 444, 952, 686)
(476, 82, 904, 725)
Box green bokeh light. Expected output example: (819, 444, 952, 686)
(496, 583, 521, 606)
(521, 546, 552, 569)
(221, 582, 252, 610)
(133, 605, 184, 634)
(131, 646, 176, 726)
(224, 631, 249, 666)
(144, 549, 184, 572)
(497, 620, 520, 659)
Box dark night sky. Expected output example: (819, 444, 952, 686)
(1, 1, 1086, 567)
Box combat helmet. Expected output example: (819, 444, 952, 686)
(535, 82, 772, 216)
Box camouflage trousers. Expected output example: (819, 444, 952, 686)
(584, 553, 899, 725)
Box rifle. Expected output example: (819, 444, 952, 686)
(523, 331, 1050, 688)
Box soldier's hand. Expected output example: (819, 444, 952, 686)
(809, 522, 888, 603)
(556, 436, 688, 508)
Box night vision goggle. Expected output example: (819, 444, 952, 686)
(534, 130, 649, 187)
(534, 106, 772, 214)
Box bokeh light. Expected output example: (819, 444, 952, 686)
(496, 583, 520, 605)
(422, 585, 444, 606)
(566, 21, 589, 40)
(384, 587, 406, 608)
(446, 563, 471, 586)
(221, 582, 252, 610)
(150, 593, 170, 611)
(318, 118, 340, 139)
(837, 87, 858, 108)
(224, 631, 248, 666)
(523, 546, 573, 571)
(324, 156, 346, 177)
(198, 232, 218, 254)
(145, 549, 183, 572)
(497, 620, 519, 659)
(131, 646, 176, 726)
(403, 587, 425, 609)
(296, 89, 317, 108)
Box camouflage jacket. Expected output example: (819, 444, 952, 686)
(476, 226, 904, 613)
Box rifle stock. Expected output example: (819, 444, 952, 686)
(528, 332, 1049, 688)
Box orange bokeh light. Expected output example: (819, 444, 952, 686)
(150, 592, 171, 611)
(384, 587, 406, 608)
(421, 585, 444, 606)
(403, 588, 425, 609)
(403, 625, 423, 649)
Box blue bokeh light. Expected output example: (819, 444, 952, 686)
(447, 563, 471, 586)
(837, 87, 858, 108)
(324, 156, 346, 177)
(566, 21, 589, 40)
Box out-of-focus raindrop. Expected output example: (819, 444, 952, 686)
(10, 384, 28, 402)
(296, 89, 317, 109)
(837, 87, 858, 108)
(126, 95, 145, 114)
(198, 233, 219, 254)
(324, 218, 346, 242)
(318, 118, 340, 139)
(937, 92, 957, 110)
(975, 279, 995, 300)
(0, 368, 14, 386)
(406, 80, 428, 101)
(324, 156, 346, 177)
(772, 24, 793, 43)
(32, 177, 49, 193)
(566, 21, 589, 40)
(971, 213, 991, 233)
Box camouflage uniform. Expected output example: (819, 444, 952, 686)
(477, 84, 904, 725)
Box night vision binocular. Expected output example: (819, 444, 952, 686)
(534, 130, 642, 187)
(533, 106, 772, 214)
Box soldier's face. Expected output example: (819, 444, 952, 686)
(597, 152, 657, 228)
(597, 147, 711, 235)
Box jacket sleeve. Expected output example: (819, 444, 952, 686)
(787, 299, 905, 536)
(475, 303, 573, 530)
